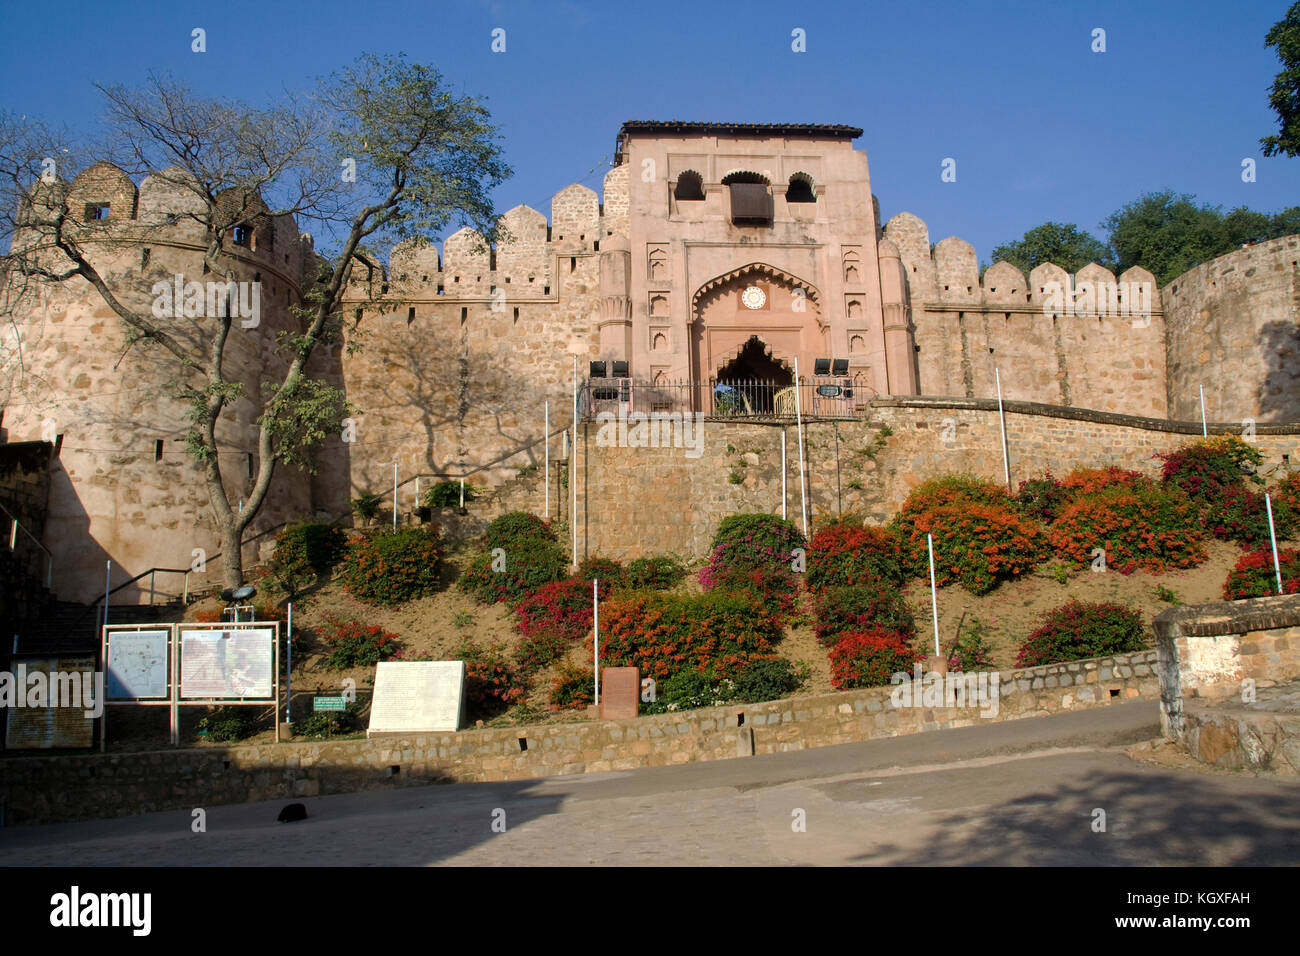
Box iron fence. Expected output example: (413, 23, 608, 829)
(578, 377, 874, 422)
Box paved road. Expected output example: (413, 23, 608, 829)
(3, 701, 1298, 865)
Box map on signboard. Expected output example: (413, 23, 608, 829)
(106, 629, 169, 699)
(180, 628, 274, 699)
(368, 660, 465, 734)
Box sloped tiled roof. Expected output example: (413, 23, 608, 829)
(618, 121, 863, 138)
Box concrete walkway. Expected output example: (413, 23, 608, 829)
(2, 701, 1297, 865)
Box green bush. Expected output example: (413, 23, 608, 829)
(458, 534, 568, 605)
(624, 555, 688, 590)
(1157, 435, 1263, 504)
(273, 521, 347, 573)
(351, 493, 384, 521)
(731, 658, 808, 703)
(425, 480, 477, 508)
(197, 707, 256, 742)
(642, 668, 735, 714)
(1015, 600, 1148, 667)
(293, 701, 364, 739)
(577, 556, 625, 586)
(341, 526, 442, 606)
(482, 511, 556, 550)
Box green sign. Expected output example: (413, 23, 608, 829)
(313, 696, 347, 712)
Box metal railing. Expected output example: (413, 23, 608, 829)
(578, 377, 874, 422)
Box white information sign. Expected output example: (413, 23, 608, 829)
(180, 627, 275, 699)
(368, 660, 465, 734)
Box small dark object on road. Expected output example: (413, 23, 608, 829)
(277, 803, 308, 823)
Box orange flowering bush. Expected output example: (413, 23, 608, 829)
(895, 502, 1048, 595)
(596, 590, 781, 681)
(1049, 485, 1205, 575)
(827, 628, 921, 690)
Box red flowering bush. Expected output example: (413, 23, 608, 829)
(827, 628, 921, 690)
(1049, 485, 1205, 575)
(895, 501, 1048, 595)
(1210, 486, 1296, 545)
(514, 576, 611, 642)
(1015, 600, 1148, 667)
(813, 583, 915, 647)
(1157, 435, 1262, 504)
(317, 616, 403, 670)
(342, 526, 442, 606)
(1223, 548, 1300, 600)
(1271, 472, 1300, 516)
(698, 513, 805, 588)
(805, 523, 903, 591)
(548, 661, 594, 711)
(597, 590, 782, 682)
(452, 640, 526, 719)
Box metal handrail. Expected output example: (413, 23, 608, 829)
(0, 500, 53, 588)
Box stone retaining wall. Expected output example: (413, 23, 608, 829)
(0, 649, 1157, 826)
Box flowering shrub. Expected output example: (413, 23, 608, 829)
(598, 590, 782, 681)
(1015, 600, 1148, 667)
(1049, 485, 1205, 575)
(341, 527, 442, 606)
(514, 576, 610, 642)
(577, 556, 625, 587)
(1059, 466, 1148, 496)
(453, 640, 526, 718)
(812, 583, 915, 646)
(1271, 472, 1300, 516)
(698, 513, 805, 588)
(481, 511, 557, 550)
(624, 555, 688, 590)
(548, 661, 594, 710)
(1210, 486, 1296, 545)
(1222, 548, 1300, 600)
(317, 616, 403, 670)
(708, 565, 801, 625)
(895, 501, 1048, 595)
(827, 628, 921, 690)
(458, 535, 568, 605)
(948, 617, 997, 671)
(805, 523, 903, 591)
(513, 630, 571, 676)
(1015, 473, 1071, 524)
(897, 474, 1011, 523)
(1157, 435, 1263, 503)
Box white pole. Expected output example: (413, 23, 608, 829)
(793, 357, 808, 537)
(393, 462, 398, 530)
(593, 578, 600, 707)
(545, 400, 550, 518)
(996, 367, 1011, 492)
(1266, 493, 1284, 594)
(459, 477, 464, 509)
(286, 601, 293, 728)
(572, 355, 578, 569)
(415, 476, 420, 511)
(781, 429, 787, 520)
(927, 533, 940, 656)
(1200, 385, 1208, 437)
(103, 560, 111, 629)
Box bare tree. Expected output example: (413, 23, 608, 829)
(0, 53, 510, 589)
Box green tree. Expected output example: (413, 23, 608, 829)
(1261, 1, 1300, 157)
(0, 55, 509, 589)
(987, 222, 1114, 276)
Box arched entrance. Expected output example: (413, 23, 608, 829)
(715, 336, 793, 414)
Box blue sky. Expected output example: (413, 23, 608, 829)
(2, 0, 1296, 262)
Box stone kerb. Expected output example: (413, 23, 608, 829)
(1153, 594, 1300, 741)
(0, 649, 1157, 825)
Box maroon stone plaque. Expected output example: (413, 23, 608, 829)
(600, 666, 640, 720)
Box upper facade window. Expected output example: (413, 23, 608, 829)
(786, 173, 816, 203)
(674, 170, 704, 201)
